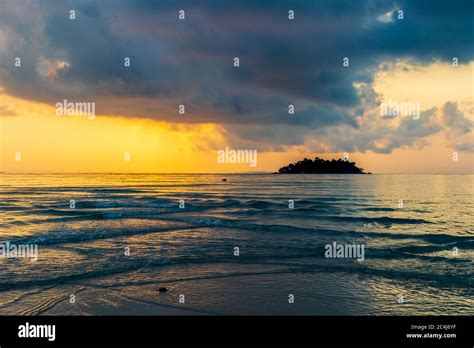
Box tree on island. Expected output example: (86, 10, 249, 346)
(277, 157, 369, 174)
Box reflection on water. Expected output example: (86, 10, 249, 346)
(0, 174, 473, 315)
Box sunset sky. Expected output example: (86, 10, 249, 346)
(0, 0, 473, 173)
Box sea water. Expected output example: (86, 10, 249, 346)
(0, 174, 472, 315)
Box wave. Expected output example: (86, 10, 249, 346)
(360, 207, 397, 212)
(0, 253, 471, 293)
(324, 215, 431, 225)
(2, 206, 470, 249)
(0, 258, 174, 291)
(5, 223, 197, 246)
(165, 216, 469, 245)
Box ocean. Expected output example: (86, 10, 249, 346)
(0, 174, 472, 315)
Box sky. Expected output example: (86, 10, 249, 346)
(0, 0, 473, 173)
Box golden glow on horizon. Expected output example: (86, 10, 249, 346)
(0, 61, 473, 174)
(0, 94, 227, 172)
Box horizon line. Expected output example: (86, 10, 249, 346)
(1, 172, 474, 175)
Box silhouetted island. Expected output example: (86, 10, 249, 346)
(276, 157, 369, 174)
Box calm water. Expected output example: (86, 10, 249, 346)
(0, 174, 473, 315)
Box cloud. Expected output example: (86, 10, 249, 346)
(316, 107, 443, 154)
(0, 0, 472, 153)
(442, 101, 473, 133)
(0, 103, 17, 116)
(441, 101, 474, 152)
(279, 101, 473, 155)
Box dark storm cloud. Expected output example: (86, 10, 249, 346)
(0, 0, 472, 151)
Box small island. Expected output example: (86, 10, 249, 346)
(276, 157, 370, 174)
